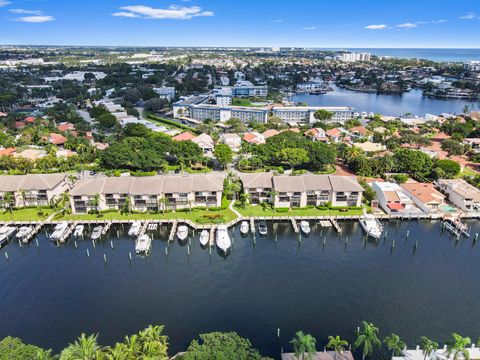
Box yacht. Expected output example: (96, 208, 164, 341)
(50, 223, 69, 241)
(135, 234, 152, 255)
(216, 225, 231, 252)
(128, 221, 142, 237)
(177, 225, 188, 241)
(0, 226, 16, 245)
(16, 226, 33, 241)
(300, 221, 311, 234)
(359, 214, 383, 239)
(258, 222, 268, 236)
(199, 230, 209, 246)
(73, 224, 84, 237)
(91, 226, 103, 241)
(240, 221, 249, 235)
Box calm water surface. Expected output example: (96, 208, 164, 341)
(1, 220, 480, 359)
(292, 87, 480, 117)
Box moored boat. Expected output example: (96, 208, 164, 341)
(135, 234, 152, 255)
(240, 221, 249, 234)
(73, 224, 84, 237)
(16, 226, 34, 242)
(199, 230, 209, 246)
(128, 221, 142, 237)
(91, 226, 103, 241)
(300, 221, 311, 234)
(0, 226, 16, 245)
(177, 225, 188, 241)
(216, 225, 231, 252)
(258, 222, 268, 236)
(359, 214, 383, 239)
(50, 223, 69, 241)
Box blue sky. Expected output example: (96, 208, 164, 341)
(0, 0, 479, 48)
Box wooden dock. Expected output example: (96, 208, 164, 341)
(138, 221, 150, 238)
(101, 221, 112, 236)
(58, 222, 77, 244)
(168, 220, 178, 242)
(331, 219, 342, 233)
(290, 218, 299, 233)
(209, 226, 216, 246)
(250, 218, 255, 234)
(22, 221, 44, 244)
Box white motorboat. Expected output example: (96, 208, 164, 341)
(0, 226, 16, 245)
(359, 214, 383, 239)
(50, 223, 69, 241)
(240, 221, 249, 234)
(135, 234, 152, 255)
(199, 230, 209, 246)
(73, 224, 84, 237)
(216, 225, 231, 252)
(177, 225, 188, 241)
(128, 221, 142, 237)
(258, 222, 268, 235)
(16, 226, 33, 240)
(91, 226, 103, 240)
(300, 221, 311, 234)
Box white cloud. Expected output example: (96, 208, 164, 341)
(269, 19, 283, 23)
(0, 1, 11, 7)
(112, 11, 140, 18)
(9, 9, 44, 15)
(14, 15, 55, 23)
(460, 13, 476, 19)
(433, 19, 447, 24)
(114, 5, 214, 20)
(301, 26, 317, 30)
(365, 24, 387, 30)
(396, 22, 417, 28)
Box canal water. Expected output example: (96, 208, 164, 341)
(1, 220, 480, 359)
(292, 87, 480, 117)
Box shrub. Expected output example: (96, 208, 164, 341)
(316, 205, 328, 210)
(275, 207, 289, 213)
(207, 206, 223, 212)
(391, 173, 408, 184)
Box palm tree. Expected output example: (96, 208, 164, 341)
(36, 348, 57, 360)
(91, 193, 100, 213)
(384, 334, 405, 359)
(420, 336, 438, 360)
(157, 196, 167, 214)
(60, 333, 100, 360)
(290, 331, 316, 360)
(327, 335, 349, 360)
(354, 321, 382, 360)
(446, 333, 471, 360)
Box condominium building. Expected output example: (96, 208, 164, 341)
(178, 103, 269, 123)
(239, 173, 363, 208)
(153, 87, 176, 101)
(271, 106, 355, 124)
(340, 52, 371, 62)
(436, 179, 480, 212)
(232, 85, 268, 98)
(69, 174, 225, 214)
(0, 174, 69, 208)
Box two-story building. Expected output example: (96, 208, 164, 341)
(436, 179, 480, 212)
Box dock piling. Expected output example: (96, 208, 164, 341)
(4, 252, 8, 260)
(92, 240, 95, 249)
(110, 240, 114, 249)
(277, 328, 280, 338)
(129, 252, 132, 261)
(74, 240, 78, 249)
(86, 249, 90, 257)
(103, 254, 107, 263)
(35, 238, 39, 247)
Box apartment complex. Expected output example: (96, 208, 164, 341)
(436, 179, 480, 212)
(69, 174, 225, 214)
(0, 174, 68, 208)
(174, 98, 354, 124)
(340, 52, 371, 62)
(239, 173, 363, 208)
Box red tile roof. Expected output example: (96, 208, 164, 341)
(173, 132, 195, 141)
(263, 129, 280, 139)
(57, 122, 75, 132)
(243, 133, 258, 143)
(25, 116, 36, 123)
(326, 128, 342, 136)
(15, 121, 26, 129)
(48, 133, 68, 145)
(0, 147, 16, 156)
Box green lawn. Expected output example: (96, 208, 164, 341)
(59, 208, 238, 224)
(232, 98, 264, 107)
(235, 205, 366, 217)
(0, 208, 54, 221)
(457, 166, 478, 178)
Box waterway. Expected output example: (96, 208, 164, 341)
(1, 220, 480, 359)
(291, 87, 479, 117)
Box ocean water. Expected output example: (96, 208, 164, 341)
(320, 48, 480, 62)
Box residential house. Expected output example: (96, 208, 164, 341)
(304, 127, 327, 142)
(0, 174, 68, 208)
(48, 133, 68, 146)
(220, 133, 242, 152)
(263, 129, 280, 139)
(243, 132, 265, 144)
(436, 179, 480, 212)
(69, 173, 225, 213)
(371, 181, 422, 214)
(173, 132, 195, 142)
(192, 133, 214, 157)
(353, 141, 386, 153)
(401, 182, 446, 213)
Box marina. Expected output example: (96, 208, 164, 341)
(0, 218, 480, 358)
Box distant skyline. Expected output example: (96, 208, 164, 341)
(0, 0, 479, 48)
